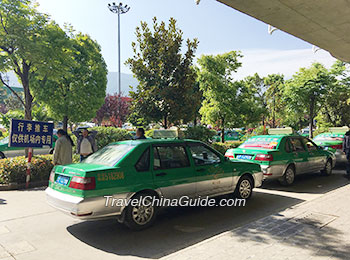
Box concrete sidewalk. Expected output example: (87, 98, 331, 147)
(162, 182, 350, 260)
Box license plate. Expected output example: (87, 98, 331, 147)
(56, 175, 70, 186)
(236, 154, 253, 160)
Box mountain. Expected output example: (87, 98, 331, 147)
(107, 72, 139, 96)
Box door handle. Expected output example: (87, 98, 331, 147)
(155, 172, 167, 177)
(196, 168, 206, 172)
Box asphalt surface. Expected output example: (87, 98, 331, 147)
(0, 166, 349, 260)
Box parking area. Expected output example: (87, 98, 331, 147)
(0, 167, 349, 260)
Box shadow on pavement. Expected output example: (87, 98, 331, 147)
(262, 170, 349, 194)
(67, 191, 303, 259)
(232, 214, 350, 259)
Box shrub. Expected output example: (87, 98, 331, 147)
(90, 127, 132, 149)
(183, 126, 216, 143)
(0, 154, 80, 185)
(145, 129, 155, 138)
(211, 141, 243, 155)
(0, 155, 54, 184)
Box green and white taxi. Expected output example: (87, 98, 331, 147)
(313, 127, 348, 164)
(46, 138, 263, 230)
(225, 128, 336, 186)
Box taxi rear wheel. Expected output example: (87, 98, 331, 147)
(321, 159, 332, 176)
(234, 175, 253, 199)
(0, 152, 5, 159)
(279, 166, 295, 186)
(124, 193, 157, 231)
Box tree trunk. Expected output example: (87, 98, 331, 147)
(221, 118, 225, 143)
(164, 116, 168, 129)
(309, 97, 315, 139)
(63, 116, 68, 132)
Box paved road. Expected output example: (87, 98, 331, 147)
(0, 168, 348, 260)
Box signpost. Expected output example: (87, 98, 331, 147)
(9, 119, 54, 188)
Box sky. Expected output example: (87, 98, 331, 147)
(33, 0, 336, 80)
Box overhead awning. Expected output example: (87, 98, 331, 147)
(217, 0, 350, 62)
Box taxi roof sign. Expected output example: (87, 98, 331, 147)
(329, 126, 349, 133)
(152, 129, 178, 139)
(268, 127, 293, 135)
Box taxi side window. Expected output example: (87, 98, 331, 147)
(290, 138, 306, 152)
(135, 148, 150, 172)
(302, 138, 317, 151)
(189, 144, 221, 166)
(153, 145, 190, 170)
(285, 138, 292, 153)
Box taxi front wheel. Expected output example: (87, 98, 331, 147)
(321, 159, 333, 176)
(0, 152, 5, 159)
(124, 193, 158, 231)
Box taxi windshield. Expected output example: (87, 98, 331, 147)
(240, 137, 281, 149)
(83, 144, 135, 166)
(314, 135, 344, 141)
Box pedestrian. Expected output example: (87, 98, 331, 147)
(53, 129, 74, 166)
(343, 129, 350, 179)
(73, 129, 97, 161)
(135, 128, 147, 140)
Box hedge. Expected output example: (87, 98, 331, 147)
(0, 154, 80, 185)
(211, 141, 243, 154)
(183, 126, 216, 143)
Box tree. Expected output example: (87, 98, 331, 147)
(0, 0, 70, 120)
(32, 33, 107, 131)
(198, 51, 254, 143)
(264, 74, 285, 128)
(283, 63, 335, 138)
(95, 94, 131, 127)
(126, 17, 198, 128)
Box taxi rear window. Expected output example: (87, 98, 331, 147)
(240, 137, 281, 149)
(83, 144, 135, 166)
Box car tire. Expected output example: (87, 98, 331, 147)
(321, 159, 333, 176)
(0, 152, 5, 159)
(279, 166, 295, 186)
(49, 148, 54, 155)
(124, 193, 158, 231)
(234, 175, 253, 199)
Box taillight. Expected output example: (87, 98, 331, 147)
(330, 144, 342, 150)
(49, 168, 55, 183)
(225, 154, 235, 159)
(255, 154, 273, 161)
(69, 176, 96, 190)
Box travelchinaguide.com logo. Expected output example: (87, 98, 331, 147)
(104, 195, 246, 207)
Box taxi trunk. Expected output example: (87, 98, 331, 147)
(225, 147, 277, 166)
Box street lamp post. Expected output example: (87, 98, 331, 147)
(108, 2, 130, 97)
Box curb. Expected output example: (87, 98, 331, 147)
(0, 181, 48, 191)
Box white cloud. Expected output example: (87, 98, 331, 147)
(233, 48, 337, 80)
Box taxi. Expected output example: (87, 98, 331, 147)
(313, 126, 348, 164)
(213, 130, 243, 142)
(225, 128, 336, 186)
(45, 135, 263, 230)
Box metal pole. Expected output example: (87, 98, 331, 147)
(118, 9, 121, 97)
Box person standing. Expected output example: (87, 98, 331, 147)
(73, 129, 97, 161)
(53, 129, 73, 166)
(343, 130, 350, 179)
(135, 128, 147, 140)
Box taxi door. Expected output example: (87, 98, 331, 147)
(187, 143, 233, 197)
(152, 144, 196, 199)
(289, 137, 310, 174)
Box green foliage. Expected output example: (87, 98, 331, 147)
(0, 155, 53, 184)
(90, 127, 132, 149)
(31, 33, 108, 130)
(145, 129, 155, 138)
(126, 17, 199, 128)
(198, 51, 259, 142)
(183, 126, 216, 143)
(211, 141, 242, 155)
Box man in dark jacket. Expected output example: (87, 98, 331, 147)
(342, 130, 350, 179)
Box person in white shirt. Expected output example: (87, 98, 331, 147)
(73, 129, 97, 162)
